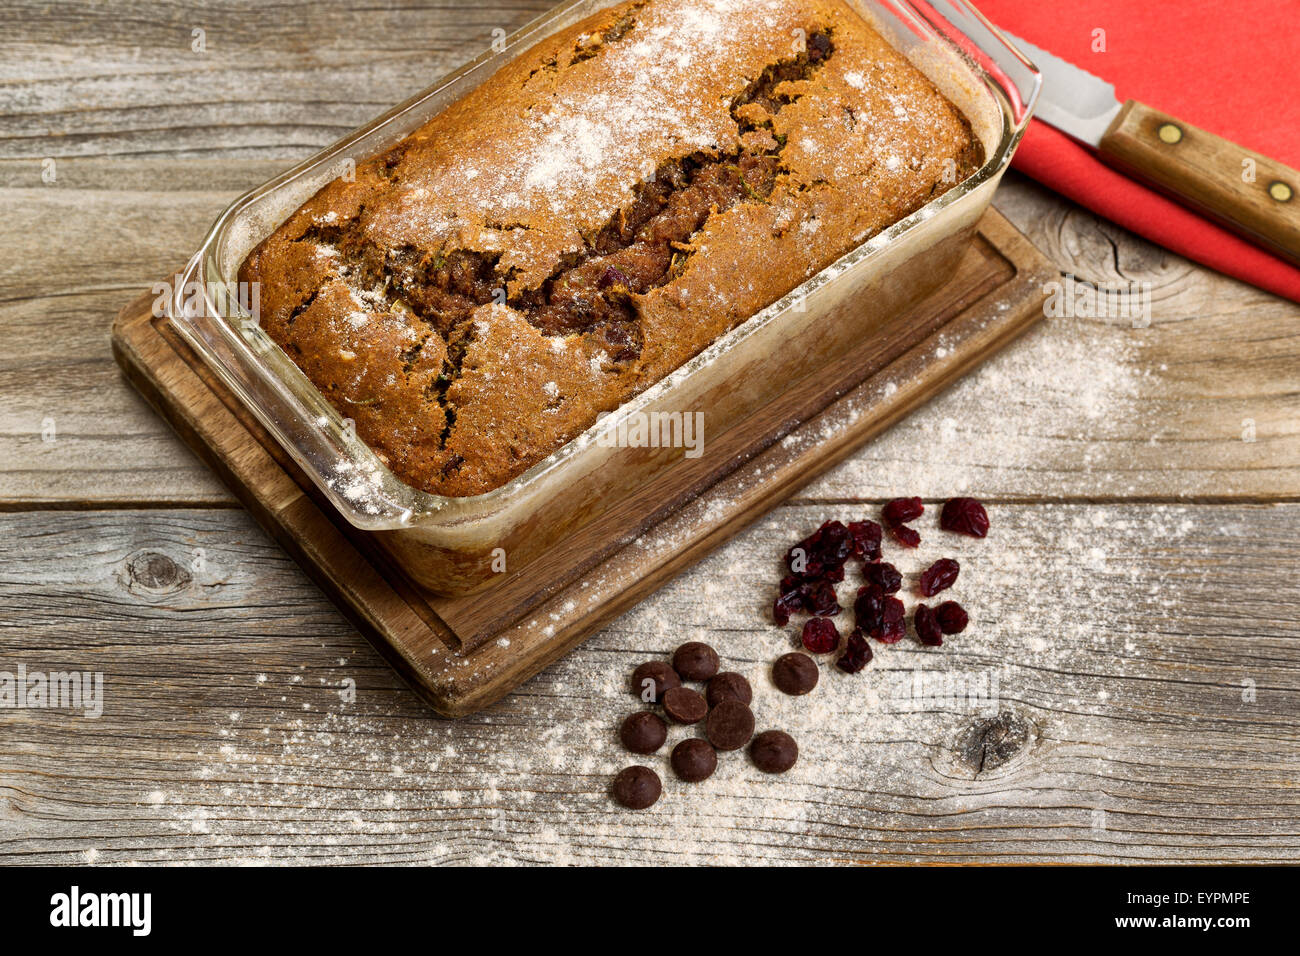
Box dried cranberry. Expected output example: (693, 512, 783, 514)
(940, 497, 989, 538)
(854, 584, 883, 632)
(871, 596, 905, 643)
(836, 628, 873, 673)
(882, 496, 924, 526)
(817, 520, 853, 563)
(773, 589, 803, 627)
(785, 544, 823, 580)
(824, 564, 846, 584)
(785, 520, 854, 580)
(862, 562, 902, 594)
(918, 558, 960, 597)
(785, 535, 817, 578)
(914, 603, 943, 646)
(935, 601, 969, 634)
(889, 524, 921, 548)
(801, 616, 841, 654)
(800, 579, 841, 617)
(847, 520, 882, 562)
(774, 575, 809, 621)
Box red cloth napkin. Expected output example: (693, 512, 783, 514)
(975, 0, 1300, 302)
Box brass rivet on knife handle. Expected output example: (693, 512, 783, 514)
(1157, 122, 1183, 145)
(1100, 100, 1300, 266)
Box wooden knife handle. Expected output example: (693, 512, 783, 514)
(1099, 100, 1300, 266)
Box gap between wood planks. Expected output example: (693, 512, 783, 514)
(2, 495, 1299, 513)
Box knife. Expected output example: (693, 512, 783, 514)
(1002, 29, 1300, 266)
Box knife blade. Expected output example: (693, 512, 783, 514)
(1000, 32, 1120, 147)
(1001, 28, 1300, 266)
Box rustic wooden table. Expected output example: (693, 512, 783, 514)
(2, 1, 1297, 865)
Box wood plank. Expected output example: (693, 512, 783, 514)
(2, 161, 1297, 506)
(0, 504, 1295, 864)
(1, 0, 557, 160)
(0, 164, 257, 506)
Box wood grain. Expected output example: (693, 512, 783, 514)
(1, 0, 557, 161)
(2, 0, 1298, 865)
(0, 505, 1295, 864)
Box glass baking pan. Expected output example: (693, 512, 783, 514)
(167, 0, 1039, 595)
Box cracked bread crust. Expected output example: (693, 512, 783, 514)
(239, 0, 984, 497)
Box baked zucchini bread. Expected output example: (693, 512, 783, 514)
(240, 0, 983, 497)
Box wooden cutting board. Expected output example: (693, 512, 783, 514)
(111, 207, 1054, 716)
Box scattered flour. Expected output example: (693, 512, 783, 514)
(109, 489, 1248, 865)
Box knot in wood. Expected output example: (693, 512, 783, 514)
(125, 550, 190, 594)
(958, 711, 1030, 774)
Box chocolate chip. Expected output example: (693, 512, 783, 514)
(706, 699, 755, 751)
(772, 652, 819, 696)
(619, 711, 667, 754)
(670, 738, 718, 782)
(672, 641, 720, 681)
(611, 765, 661, 809)
(706, 671, 753, 707)
(631, 660, 680, 703)
(750, 730, 798, 773)
(663, 686, 708, 724)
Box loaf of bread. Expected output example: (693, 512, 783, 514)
(240, 0, 983, 497)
